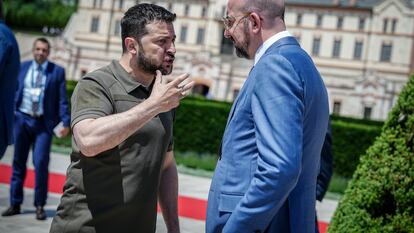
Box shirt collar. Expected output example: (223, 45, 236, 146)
(32, 60, 49, 72)
(109, 60, 144, 93)
(254, 31, 293, 66)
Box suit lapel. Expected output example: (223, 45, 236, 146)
(226, 90, 242, 126)
(225, 66, 254, 127)
(218, 76, 244, 159)
(218, 67, 254, 159)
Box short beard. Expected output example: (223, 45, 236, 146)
(234, 20, 250, 59)
(136, 40, 172, 75)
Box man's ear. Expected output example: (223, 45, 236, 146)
(250, 12, 262, 34)
(124, 37, 137, 55)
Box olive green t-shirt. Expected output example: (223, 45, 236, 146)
(50, 60, 174, 233)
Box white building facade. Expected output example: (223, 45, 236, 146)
(44, 0, 414, 120)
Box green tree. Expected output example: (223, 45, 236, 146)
(4, 0, 76, 30)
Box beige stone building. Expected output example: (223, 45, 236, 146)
(29, 0, 414, 120)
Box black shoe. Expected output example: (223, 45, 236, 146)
(35, 206, 46, 220)
(1, 205, 21, 216)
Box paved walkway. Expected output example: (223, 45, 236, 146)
(0, 146, 337, 232)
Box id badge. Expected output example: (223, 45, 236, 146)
(31, 88, 42, 101)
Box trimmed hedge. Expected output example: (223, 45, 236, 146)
(174, 96, 382, 178)
(328, 76, 414, 232)
(58, 82, 383, 178)
(332, 120, 382, 178)
(174, 97, 231, 153)
(331, 114, 384, 127)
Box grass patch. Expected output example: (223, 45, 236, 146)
(176, 164, 214, 178)
(174, 151, 217, 171)
(324, 191, 343, 201)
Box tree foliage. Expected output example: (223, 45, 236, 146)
(3, 0, 76, 29)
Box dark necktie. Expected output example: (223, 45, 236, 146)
(32, 65, 43, 114)
(35, 65, 43, 87)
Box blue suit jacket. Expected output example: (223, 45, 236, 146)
(0, 20, 20, 152)
(15, 60, 70, 133)
(206, 37, 329, 233)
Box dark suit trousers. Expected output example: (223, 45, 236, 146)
(10, 111, 52, 206)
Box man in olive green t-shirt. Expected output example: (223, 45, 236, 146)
(50, 4, 194, 233)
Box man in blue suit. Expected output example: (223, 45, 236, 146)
(206, 0, 329, 232)
(0, 1, 20, 159)
(2, 37, 70, 220)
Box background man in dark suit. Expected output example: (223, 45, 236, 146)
(0, 0, 20, 159)
(1, 37, 70, 220)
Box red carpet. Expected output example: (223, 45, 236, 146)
(0, 164, 329, 232)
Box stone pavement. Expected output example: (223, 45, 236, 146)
(0, 146, 338, 232)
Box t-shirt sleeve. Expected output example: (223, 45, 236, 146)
(70, 77, 113, 129)
(167, 108, 176, 152)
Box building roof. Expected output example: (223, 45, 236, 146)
(286, 0, 414, 9)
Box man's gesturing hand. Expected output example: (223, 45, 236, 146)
(149, 70, 194, 113)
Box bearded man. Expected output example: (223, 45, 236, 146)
(206, 0, 329, 232)
(50, 4, 193, 233)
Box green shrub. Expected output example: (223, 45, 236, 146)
(332, 121, 382, 178)
(328, 76, 414, 232)
(173, 97, 231, 153)
(66, 79, 77, 97)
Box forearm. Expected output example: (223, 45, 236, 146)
(158, 152, 179, 233)
(74, 99, 161, 156)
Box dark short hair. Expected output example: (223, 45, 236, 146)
(121, 3, 176, 53)
(33, 37, 51, 50)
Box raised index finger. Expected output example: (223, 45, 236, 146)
(169, 73, 190, 87)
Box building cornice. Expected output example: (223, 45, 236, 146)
(289, 26, 414, 38)
(286, 3, 373, 13)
